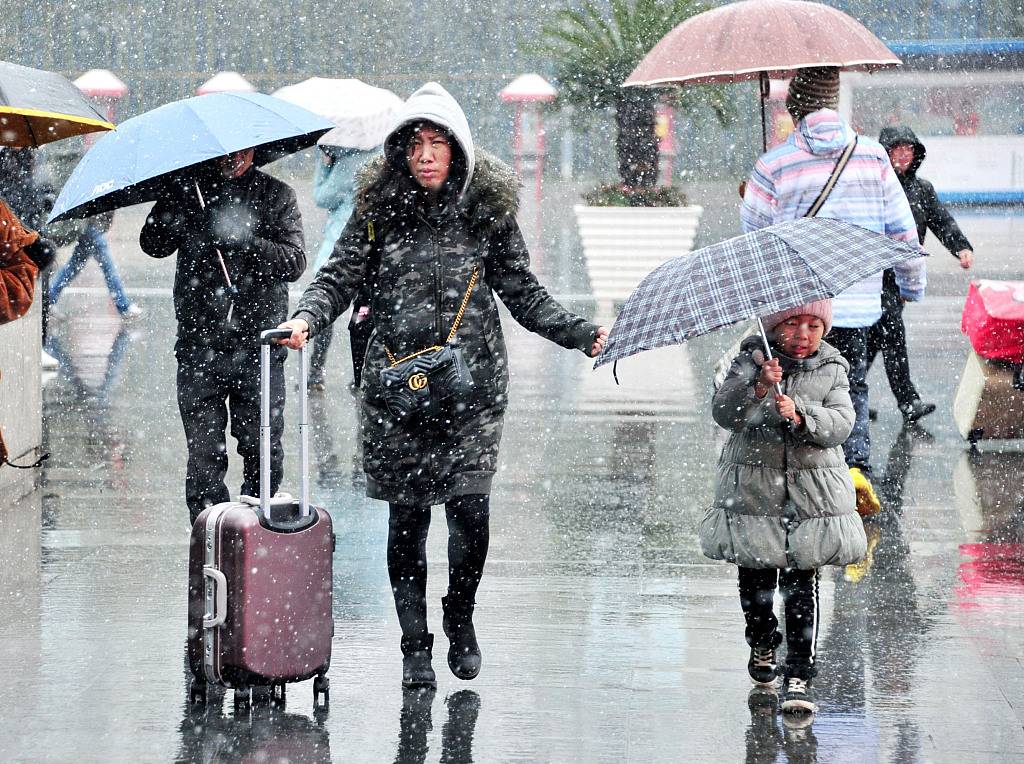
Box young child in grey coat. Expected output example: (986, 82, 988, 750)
(699, 298, 867, 716)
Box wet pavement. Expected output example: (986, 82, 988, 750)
(2, 180, 1024, 762)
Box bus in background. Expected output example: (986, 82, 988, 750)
(841, 39, 1024, 205)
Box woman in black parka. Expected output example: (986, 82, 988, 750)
(279, 83, 607, 688)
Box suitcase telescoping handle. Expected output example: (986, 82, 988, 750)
(259, 328, 310, 520)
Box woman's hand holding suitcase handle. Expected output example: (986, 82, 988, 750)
(270, 320, 309, 350)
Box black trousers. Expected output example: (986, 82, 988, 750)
(176, 345, 285, 523)
(387, 495, 490, 639)
(828, 326, 871, 472)
(738, 567, 820, 680)
(865, 278, 920, 409)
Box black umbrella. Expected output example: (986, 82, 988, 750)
(0, 61, 114, 148)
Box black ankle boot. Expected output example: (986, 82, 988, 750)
(401, 634, 436, 688)
(442, 596, 481, 680)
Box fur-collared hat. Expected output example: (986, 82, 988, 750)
(762, 298, 833, 336)
(786, 67, 840, 124)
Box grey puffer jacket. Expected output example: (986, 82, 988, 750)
(699, 336, 867, 569)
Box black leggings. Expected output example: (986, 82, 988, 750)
(387, 494, 490, 639)
(738, 567, 820, 680)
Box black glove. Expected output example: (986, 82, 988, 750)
(206, 206, 255, 251)
(24, 238, 56, 270)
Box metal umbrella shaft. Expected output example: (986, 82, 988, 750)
(759, 71, 770, 153)
(755, 316, 784, 397)
(193, 181, 238, 323)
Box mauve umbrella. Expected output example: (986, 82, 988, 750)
(594, 218, 924, 375)
(625, 0, 900, 149)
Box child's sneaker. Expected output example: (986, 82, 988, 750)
(849, 467, 881, 517)
(781, 676, 816, 714)
(747, 645, 778, 686)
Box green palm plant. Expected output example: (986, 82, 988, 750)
(538, 0, 712, 202)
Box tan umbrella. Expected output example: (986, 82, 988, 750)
(625, 0, 900, 149)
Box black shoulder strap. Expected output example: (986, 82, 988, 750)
(805, 136, 858, 218)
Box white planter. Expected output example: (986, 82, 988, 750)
(574, 204, 703, 316)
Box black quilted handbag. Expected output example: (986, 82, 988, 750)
(379, 267, 478, 419)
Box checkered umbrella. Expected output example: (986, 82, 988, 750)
(594, 217, 924, 370)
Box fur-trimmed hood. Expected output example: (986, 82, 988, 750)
(353, 148, 520, 237)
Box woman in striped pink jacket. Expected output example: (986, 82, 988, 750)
(740, 66, 926, 516)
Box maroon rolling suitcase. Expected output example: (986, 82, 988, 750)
(187, 329, 333, 710)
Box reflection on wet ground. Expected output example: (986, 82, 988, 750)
(2, 202, 1024, 761)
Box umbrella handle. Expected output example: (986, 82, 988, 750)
(756, 317, 784, 398)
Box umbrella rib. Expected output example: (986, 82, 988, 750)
(25, 115, 39, 148)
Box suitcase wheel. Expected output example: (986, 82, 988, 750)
(270, 682, 286, 707)
(233, 686, 251, 710)
(968, 428, 984, 446)
(251, 685, 273, 706)
(188, 679, 207, 706)
(313, 675, 330, 712)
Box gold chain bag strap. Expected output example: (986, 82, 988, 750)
(378, 266, 479, 419)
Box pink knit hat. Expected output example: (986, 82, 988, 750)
(761, 298, 833, 336)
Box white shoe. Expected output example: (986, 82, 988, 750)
(40, 349, 59, 370)
(121, 304, 143, 319)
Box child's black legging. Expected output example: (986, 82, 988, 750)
(738, 567, 820, 680)
(387, 494, 490, 639)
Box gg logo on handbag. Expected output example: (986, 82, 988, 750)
(379, 266, 479, 419)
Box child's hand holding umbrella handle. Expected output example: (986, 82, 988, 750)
(755, 357, 782, 399)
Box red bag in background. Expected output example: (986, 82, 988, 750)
(962, 280, 1024, 364)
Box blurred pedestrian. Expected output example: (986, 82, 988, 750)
(44, 139, 141, 318)
(307, 144, 376, 391)
(48, 216, 141, 317)
(277, 83, 607, 689)
(139, 148, 305, 525)
(866, 125, 975, 423)
(699, 300, 867, 717)
(741, 66, 926, 517)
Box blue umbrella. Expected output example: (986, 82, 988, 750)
(48, 92, 334, 222)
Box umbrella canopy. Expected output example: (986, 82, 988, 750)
(74, 69, 129, 99)
(626, 0, 899, 87)
(197, 71, 257, 96)
(595, 218, 923, 369)
(49, 92, 333, 222)
(500, 74, 557, 103)
(624, 0, 900, 150)
(274, 78, 402, 150)
(0, 61, 114, 148)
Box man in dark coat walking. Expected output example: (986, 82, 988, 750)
(140, 149, 305, 524)
(870, 126, 975, 423)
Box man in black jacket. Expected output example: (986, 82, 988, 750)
(869, 126, 975, 424)
(140, 149, 305, 523)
